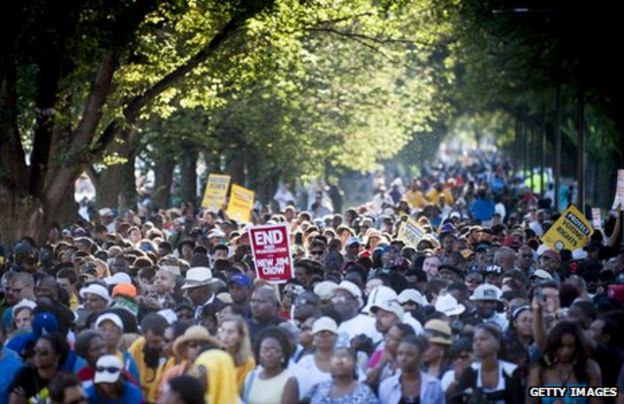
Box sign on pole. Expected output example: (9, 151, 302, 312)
(225, 184, 255, 223)
(591, 208, 601, 230)
(542, 205, 594, 251)
(249, 224, 293, 283)
(396, 217, 427, 248)
(612, 169, 624, 209)
(200, 174, 231, 211)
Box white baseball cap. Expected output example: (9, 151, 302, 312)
(79, 284, 111, 304)
(94, 355, 123, 384)
(104, 272, 132, 286)
(398, 289, 428, 306)
(312, 316, 338, 335)
(95, 313, 123, 332)
(470, 284, 503, 302)
(367, 285, 404, 320)
(334, 280, 364, 308)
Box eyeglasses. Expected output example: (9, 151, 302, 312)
(310, 250, 324, 256)
(96, 366, 121, 373)
(331, 296, 352, 303)
(34, 349, 50, 357)
(65, 397, 88, 404)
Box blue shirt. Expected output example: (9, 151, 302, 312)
(86, 381, 142, 404)
(471, 198, 495, 222)
(378, 371, 445, 404)
(0, 349, 22, 403)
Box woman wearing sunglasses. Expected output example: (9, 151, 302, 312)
(8, 333, 68, 404)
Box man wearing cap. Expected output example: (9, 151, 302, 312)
(438, 264, 465, 283)
(344, 237, 361, 262)
(369, 286, 407, 344)
(228, 273, 252, 317)
(86, 355, 142, 402)
(332, 281, 381, 344)
(181, 266, 221, 321)
(96, 313, 140, 385)
(538, 249, 562, 284)
(483, 265, 503, 288)
(471, 284, 508, 330)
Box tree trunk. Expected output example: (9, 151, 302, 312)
(180, 148, 198, 207)
(119, 153, 137, 214)
(152, 155, 175, 210)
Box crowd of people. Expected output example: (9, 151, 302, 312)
(0, 151, 623, 404)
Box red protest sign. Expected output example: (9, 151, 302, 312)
(248, 224, 293, 283)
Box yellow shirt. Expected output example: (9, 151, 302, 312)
(403, 190, 426, 208)
(148, 356, 176, 403)
(193, 350, 238, 404)
(128, 337, 163, 400)
(236, 356, 256, 393)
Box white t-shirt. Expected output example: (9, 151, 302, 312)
(337, 314, 382, 344)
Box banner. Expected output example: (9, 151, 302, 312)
(200, 174, 231, 210)
(396, 217, 427, 248)
(591, 208, 601, 230)
(542, 205, 594, 251)
(249, 224, 293, 283)
(613, 169, 624, 209)
(225, 184, 255, 223)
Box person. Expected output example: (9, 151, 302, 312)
(75, 330, 107, 388)
(12, 299, 36, 333)
(367, 323, 415, 388)
(527, 321, 602, 404)
(8, 333, 69, 403)
(47, 373, 87, 404)
(0, 323, 22, 403)
(155, 325, 218, 402)
(308, 347, 379, 404)
(242, 327, 298, 404)
(333, 281, 381, 344)
(160, 375, 204, 404)
(191, 349, 239, 404)
(379, 335, 445, 403)
(247, 286, 283, 341)
(85, 355, 142, 403)
(95, 313, 140, 384)
(218, 315, 255, 392)
(297, 316, 339, 399)
(447, 323, 523, 404)
(440, 338, 473, 392)
(128, 313, 169, 397)
(503, 304, 533, 369)
(422, 319, 452, 379)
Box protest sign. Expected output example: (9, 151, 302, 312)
(249, 224, 293, 283)
(613, 169, 624, 209)
(225, 184, 254, 223)
(200, 174, 230, 210)
(542, 205, 594, 251)
(396, 217, 427, 248)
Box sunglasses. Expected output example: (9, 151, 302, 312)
(34, 349, 50, 357)
(310, 250, 324, 256)
(96, 366, 121, 373)
(65, 397, 88, 404)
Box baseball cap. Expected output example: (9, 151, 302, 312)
(314, 281, 338, 300)
(228, 273, 252, 289)
(470, 284, 503, 302)
(94, 355, 123, 384)
(334, 281, 364, 308)
(530, 269, 554, 281)
(311, 316, 338, 335)
(367, 285, 404, 319)
(397, 289, 427, 306)
(104, 272, 132, 286)
(95, 313, 124, 331)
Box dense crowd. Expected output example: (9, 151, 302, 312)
(0, 150, 622, 404)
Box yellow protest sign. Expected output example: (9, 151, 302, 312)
(226, 184, 255, 223)
(201, 174, 231, 210)
(542, 205, 594, 251)
(396, 217, 427, 248)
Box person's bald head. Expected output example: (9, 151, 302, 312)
(250, 286, 278, 321)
